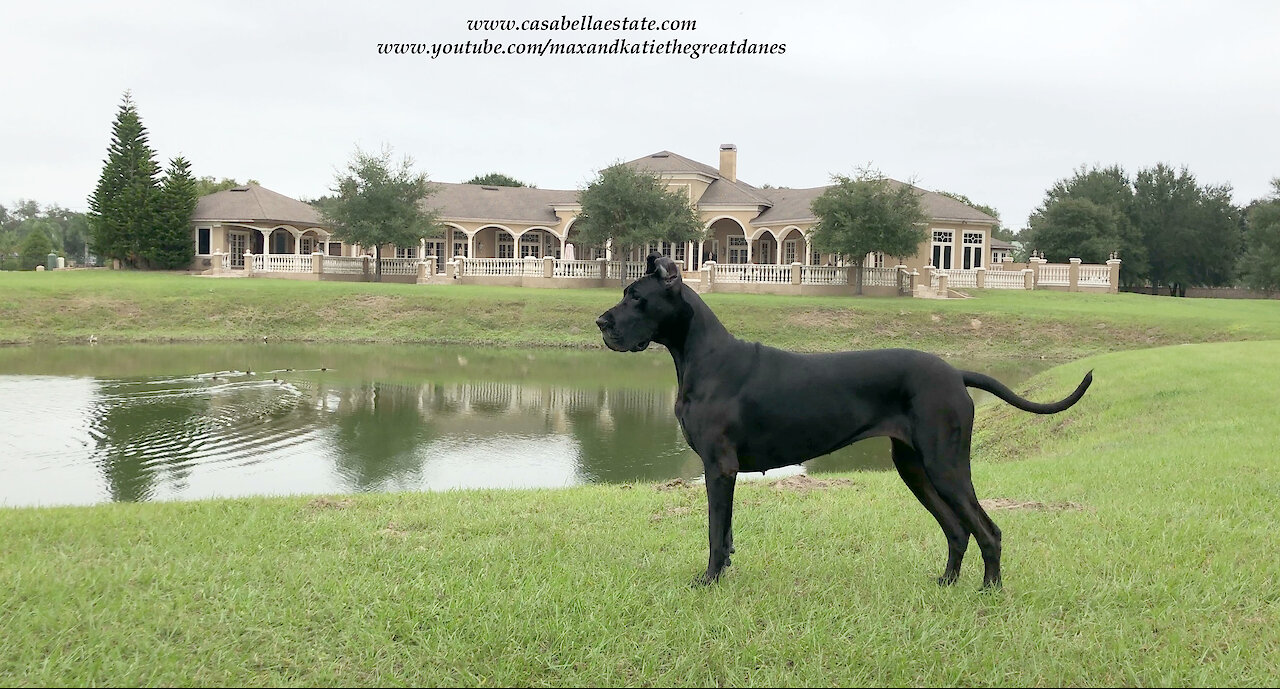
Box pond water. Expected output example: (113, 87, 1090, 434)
(0, 344, 1050, 507)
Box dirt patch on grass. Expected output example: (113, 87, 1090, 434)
(649, 506, 694, 522)
(380, 521, 409, 536)
(307, 497, 355, 510)
(770, 475, 858, 492)
(786, 309, 859, 330)
(979, 498, 1084, 512)
(655, 478, 694, 492)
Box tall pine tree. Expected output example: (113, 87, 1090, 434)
(149, 156, 198, 269)
(87, 91, 160, 268)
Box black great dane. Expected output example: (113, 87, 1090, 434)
(596, 254, 1091, 589)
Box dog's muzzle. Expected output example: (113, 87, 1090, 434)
(596, 314, 650, 352)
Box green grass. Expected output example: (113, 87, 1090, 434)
(2, 341, 1278, 685)
(3, 270, 1280, 359)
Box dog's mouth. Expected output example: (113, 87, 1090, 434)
(601, 333, 651, 353)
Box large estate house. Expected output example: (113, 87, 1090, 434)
(189, 145, 1000, 276)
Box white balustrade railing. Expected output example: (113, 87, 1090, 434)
(322, 255, 364, 275)
(715, 263, 791, 283)
(1038, 264, 1070, 286)
(255, 254, 312, 273)
(801, 265, 847, 285)
(521, 257, 543, 277)
(553, 259, 604, 278)
(862, 266, 901, 287)
(1079, 265, 1110, 286)
(462, 258, 523, 276)
(605, 261, 646, 281)
(377, 258, 419, 276)
(932, 269, 978, 288)
(984, 269, 1026, 289)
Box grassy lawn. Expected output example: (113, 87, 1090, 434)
(2, 341, 1278, 685)
(2, 270, 1280, 359)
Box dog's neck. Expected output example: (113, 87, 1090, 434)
(658, 285, 737, 388)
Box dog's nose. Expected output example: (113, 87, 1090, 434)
(595, 315, 610, 331)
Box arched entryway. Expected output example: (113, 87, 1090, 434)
(516, 228, 559, 258)
(474, 225, 517, 259)
(778, 227, 806, 265)
(704, 217, 748, 264)
(563, 220, 606, 261)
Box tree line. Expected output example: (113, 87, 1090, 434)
(0, 201, 90, 270)
(1023, 164, 1280, 294)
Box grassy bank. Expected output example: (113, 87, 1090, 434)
(2, 271, 1280, 358)
(2, 341, 1277, 685)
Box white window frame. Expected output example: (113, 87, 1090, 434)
(519, 233, 542, 258)
(931, 229, 954, 269)
(783, 239, 798, 264)
(962, 232, 983, 269)
(728, 235, 748, 264)
(497, 233, 515, 259)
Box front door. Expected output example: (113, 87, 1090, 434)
(229, 232, 248, 268)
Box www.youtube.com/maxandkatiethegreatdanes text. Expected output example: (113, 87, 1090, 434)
(375, 15, 787, 60)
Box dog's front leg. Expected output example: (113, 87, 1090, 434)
(696, 466, 737, 586)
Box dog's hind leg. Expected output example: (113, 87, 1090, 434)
(892, 438, 970, 585)
(916, 423, 1003, 589)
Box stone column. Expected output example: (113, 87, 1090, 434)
(362, 255, 370, 278)
(211, 251, 224, 272)
(1023, 268, 1034, 290)
(936, 272, 949, 296)
(1107, 258, 1122, 293)
(704, 261, 717, 291)
(1029, 257, 1042, 287)
(543, 255, 555, 278)
(312, 251, 324, 275)
(790, 262, 802, 286)
(244, 251, 255, 275)
(1069, 257, 1081, 291)
(595, 257, 608, 281)
(975, 266, 986, 289)
(921, 265, 934, 287)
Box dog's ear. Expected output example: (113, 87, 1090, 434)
(654, 255, 682, 290)
(645, 251, 663, 275)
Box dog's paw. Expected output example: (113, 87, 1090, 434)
(691, 570, 724, 588)
(936, 573, 959, 587)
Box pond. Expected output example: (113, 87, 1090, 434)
(0, 344, 1051, 507)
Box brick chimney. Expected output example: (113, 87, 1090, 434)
(719, 144, 737, 182)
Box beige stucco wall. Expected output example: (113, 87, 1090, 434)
(899, 222, 993, 272)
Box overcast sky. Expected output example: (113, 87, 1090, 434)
(3, 0, 1278, 228)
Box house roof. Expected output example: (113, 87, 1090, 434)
(623, 151, 773, 207)
(749, 181, 999, 227)
(193, 184, 326, 226)
(989, 237, 1015, 250)
(425, 182, 578, 225)
(201, 151, 999, 232)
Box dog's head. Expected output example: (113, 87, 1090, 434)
(596, 253, 687, 352)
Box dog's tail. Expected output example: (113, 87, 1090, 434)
(962, 370, 1093, 415)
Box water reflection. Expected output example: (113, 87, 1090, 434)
(0, 345, 1051, 507)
